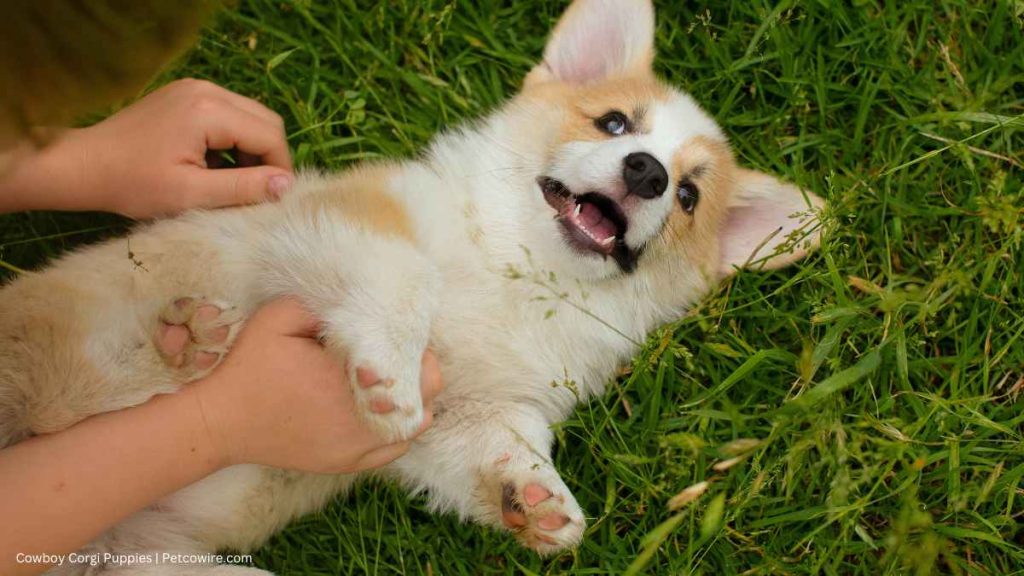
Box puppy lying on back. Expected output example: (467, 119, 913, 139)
(0, 0, 823, 572)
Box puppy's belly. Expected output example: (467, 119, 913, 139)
(111, 465, 354, 554)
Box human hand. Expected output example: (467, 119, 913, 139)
(68, 78, 293, 218)
(193, 299, 443, 474)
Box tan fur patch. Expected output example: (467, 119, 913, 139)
(305, 165, 414, 241)
(0, 276, 110, 444)
(522, 73, 672, 151)
(657, 136, 738, 273)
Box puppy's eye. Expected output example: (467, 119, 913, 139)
(677, 181, 699, 214)
(595, 111, 629, 136)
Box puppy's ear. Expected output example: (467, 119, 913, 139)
(718, 169, 825, 278)
(525, 0, 655, 86)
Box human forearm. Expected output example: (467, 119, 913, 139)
(0, 130, 106, 215)
(0, 385, 225, 576)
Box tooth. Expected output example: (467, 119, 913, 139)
(601, 236, 616, 247)
(573, 204, 582, 217)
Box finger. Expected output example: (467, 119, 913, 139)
(200, 102, 292, 171)
(183, 164, 293, 208)
(174, 78, 286, 135)
(419, 351, 444, 402)
(248, 298, 321, 337)
(215, 89, 288, 134)
(355, 441, 412, 470)
(352, 411, 434, 472)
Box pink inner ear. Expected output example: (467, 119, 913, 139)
(550, 20, 625, 83)
(540, 0, 655, 85)
(719, 204, 790, 270)
(718, 172, 823, 277)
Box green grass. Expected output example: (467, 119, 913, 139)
(3, 0, 1023, 574)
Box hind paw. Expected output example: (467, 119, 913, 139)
(156, 297, 242, 379)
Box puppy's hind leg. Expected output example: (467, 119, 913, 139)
(390, 401, 586, 555)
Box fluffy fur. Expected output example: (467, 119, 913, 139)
(0, 0, 824, 573)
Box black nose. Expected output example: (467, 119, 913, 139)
(623, 152, 668, 199)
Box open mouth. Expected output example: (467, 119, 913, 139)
(539, 177, 638, 272)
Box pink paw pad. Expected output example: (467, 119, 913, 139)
(537, 513, 570, 531)
(356, 367, 398, 414)
(356, 366, 395, 389)
(155, 297, 240, 378)
(492, 471, 585, 554)
(500, 482, 573, 537)
(369, 397, 395, 414)
(156, 324, 190, 363)
(349, 360, 424, 441)
(524, 483, 552, 506)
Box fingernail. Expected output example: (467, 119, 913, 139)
(268, 174, 293, 199)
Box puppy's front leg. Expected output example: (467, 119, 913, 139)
(391, 401, 586, 554)
(255, 204, 441, 442)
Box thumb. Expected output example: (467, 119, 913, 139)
(184, 165, 293, 209)
(352, 441, 413, 471)
(248, 298, 321, 338)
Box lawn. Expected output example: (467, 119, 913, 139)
(2, 0, 1023, 574)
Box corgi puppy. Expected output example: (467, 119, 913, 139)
(0, 0, 824, 572)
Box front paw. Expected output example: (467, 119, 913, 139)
(492, 463, 586, 554)
(349, 359, 425, 443)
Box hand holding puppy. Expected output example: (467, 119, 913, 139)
(193, 299, 443, 474)
(0, 299, 441, 576)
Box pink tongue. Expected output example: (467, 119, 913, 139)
(590, 219, 618, 243)
(578, 202, 603, 227)
(574, 201, 618, 243)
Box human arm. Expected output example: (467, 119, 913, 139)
(0, 299, 442, 575)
